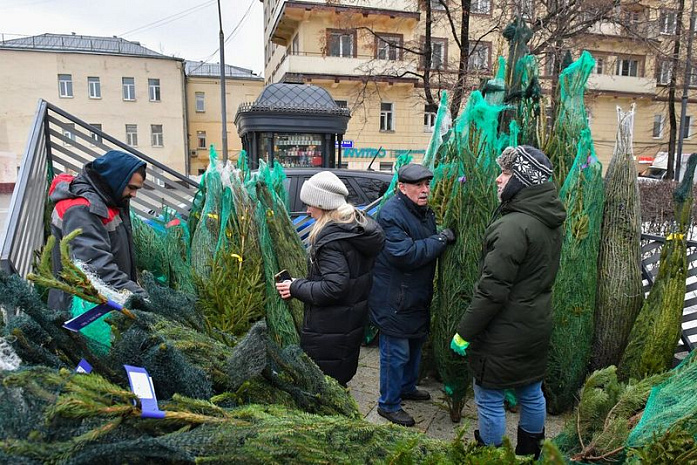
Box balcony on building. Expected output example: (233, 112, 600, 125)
(587, 73, 656, 95)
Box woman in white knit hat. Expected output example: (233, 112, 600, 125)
(276, 171, 385, 386)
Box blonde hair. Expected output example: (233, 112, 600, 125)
(307, 203, 366, 244)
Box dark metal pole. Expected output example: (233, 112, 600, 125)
(677, 0, 696, 180)
(217, 0, 229, 163)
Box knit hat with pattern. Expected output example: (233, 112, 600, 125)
(300, 171, 349, 210)
(496, 145, 553, 201)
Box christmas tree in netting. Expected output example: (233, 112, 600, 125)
(545, 128, 604, 414)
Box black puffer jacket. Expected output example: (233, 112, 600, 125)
(457, 182, 566, 389)
(290, 212, 384, 385)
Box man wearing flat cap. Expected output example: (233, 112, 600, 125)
(369, 163, 455, 427)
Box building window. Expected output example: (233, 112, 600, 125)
(424, 106, 436, 132)
(430, 0, 445, 10)
(472, 0, 491, 14)
(380, 102, 394, 131)
(376, 34, 402, 61)
(88, 77, 101, 99)
(653, 115, 664, 138)
(544, 51, 556, 76)
(660, 10, 678, 35)
(683, 115, 692, 139)
(195, 92, 205, 112)
(89, 123, 102, 145)
(335, 99, 348, 108)
(379, 162, 394, 172)
(126, 124, 138, 146)
(616, 58, 639, 77)
(690, 68, 697, 87)
(151, 124, 163, 147)
(197, 131, 207, 149)
(468, 42, 490, 71)
(424, 38, 447, 70)
(520, 0, 534, 20)
(122, 77, 136, 101)
(327, 29, 355, 58)
(658, 61, 672, 85)
(594, 57, 604, 74)
(148, 79, 161, 102)
(58, 74, 73, 98)
(62, 123, 75, 145)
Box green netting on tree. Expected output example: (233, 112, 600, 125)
(545, 128, 604, 414)
(514, 54, 542, 147)
(70, 296, 111, 355)
(430, 91, 504, 420)
(618, 154, 697, 381)
(592, 105, 644, 372)
(543, 51, 595, 187)
(190, 147, 223, 281)
(627, 351, 697, 448)
(423, 91, 451, 170)
(553, 365, 670, 462)
(481, 56, 507, 106)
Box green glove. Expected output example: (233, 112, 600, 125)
(450, 333, 469, 356)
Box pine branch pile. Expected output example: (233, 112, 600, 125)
(545, 129, 604, 414)
(0, 365, 571, 464)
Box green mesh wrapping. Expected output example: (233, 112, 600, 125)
(190, 147, 223, 281)
(481, 56, 507, 106)
(422, 91, 451, 170)
(591, 105, 644, 372)
(430, 91, 504, 420)
(545, 129, 604, 414)
(618, 154, 697, 381)
(543, 51, 595, 187)
(70, 296, 111, 355)
(627, 351, 697, 447)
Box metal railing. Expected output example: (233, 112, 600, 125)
(0, 99, 199, 278)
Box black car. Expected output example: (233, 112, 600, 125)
(282, 168, 394, 215)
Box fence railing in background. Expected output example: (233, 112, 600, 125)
(640, 234, 697, 357)
(0, 99, 199, 279)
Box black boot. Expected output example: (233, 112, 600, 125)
(474, 429, 486, 446)
(515, 426, 544, 459)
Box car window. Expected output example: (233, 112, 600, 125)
(354, 177, 390, 202)
(338, 177, 362, 205)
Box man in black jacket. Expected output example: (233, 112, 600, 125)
(369, 164, 455, 427)
(452, 146, 566, 458)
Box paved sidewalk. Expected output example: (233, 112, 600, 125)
(348, 344, 571, 443)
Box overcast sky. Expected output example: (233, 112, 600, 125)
(0, 0, 265, 76)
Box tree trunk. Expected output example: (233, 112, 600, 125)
(449, 0, 471, 119)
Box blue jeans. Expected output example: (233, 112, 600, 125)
(473, 380, 546, 446)
(378, 333, 424, 412)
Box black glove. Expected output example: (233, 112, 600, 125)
(439, 228, 456, 244)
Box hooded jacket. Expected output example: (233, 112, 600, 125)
(457, 182, 566, 390)
(47, 152, 146, 311)
(290, 211, 384, 385)
(368, 191, 448, 339)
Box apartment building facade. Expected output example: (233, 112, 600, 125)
(0, 33, 265, 177)
(260, 0, 697, 171)
(185, 61, 264, 175)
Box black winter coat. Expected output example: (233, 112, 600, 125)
(290, 212, 384, 385)
(369, 192, 448, 339)
(457, 182, 566, 389)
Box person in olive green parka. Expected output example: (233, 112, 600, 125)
(452, 145, 566, 459)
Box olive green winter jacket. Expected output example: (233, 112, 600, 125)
(456, 182, 566, 389)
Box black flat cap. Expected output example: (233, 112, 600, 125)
(398, 164, 434, 183)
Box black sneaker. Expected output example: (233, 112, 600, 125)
(377, 407, 416, 427)
(401, 389, 431, 401)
